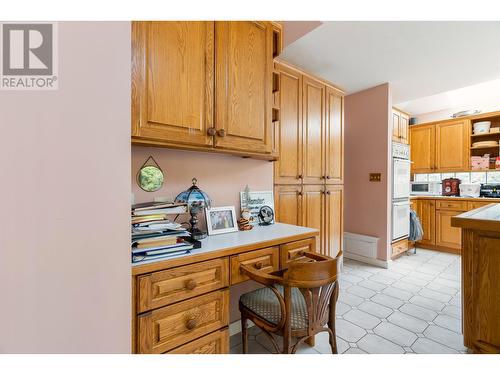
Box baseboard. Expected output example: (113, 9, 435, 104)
(229, 319, 255, 336)
(343, 252, 391, 269)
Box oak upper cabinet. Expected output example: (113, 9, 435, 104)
(435, 120, 470, 172)
(274, 63, 303, 184)
(214, 21, 273, 154)
(274, 185, 303, 226)
(392, 108, 409, 144)
(409, 124, 436, 173)
(132, 21, 214, 147)
(392, 110, 400, 142)
(415, 199, 436, 246)
(302, 76, 325, 185)
(325, 86, 344, 184)
(324, 186, 343, 258)
(410, 119, 470, 173)
(302, 185, 325, 253)
(399, 112, 409, 144)
(132, 21, 280, 159)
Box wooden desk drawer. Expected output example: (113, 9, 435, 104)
(280, 238, 315, 267)
(230, 247, 279, 285)
(167, 329, 229, 354)
(137, 289, 229, 354)
(436, 200, 468, 211)
(467, 201, 493, 211)
(137, 258, 229, 313)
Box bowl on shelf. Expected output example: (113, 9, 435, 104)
(473, 121, 491, 134)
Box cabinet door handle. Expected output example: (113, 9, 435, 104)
(185, 279, 197, 291)
(326, 190, 331, 195)
(217, 129, 226, 137)
(326, 175, 331, 180)
(298, 191, 303, 196)
(298, 174, 303, 179)
(207, 127, 216, 136)
(185, 318, 197, 330)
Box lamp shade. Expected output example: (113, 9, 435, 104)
(174, 177, 211, 210)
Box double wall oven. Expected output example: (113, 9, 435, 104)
(392, 142, 411, 242)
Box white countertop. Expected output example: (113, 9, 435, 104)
(132, 222, 318, 267)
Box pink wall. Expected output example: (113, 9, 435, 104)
(132, 146, 274, 322)
(344, 84, 392, 261)
(132, 146, 273, 209)
(0, 22, 131, 353)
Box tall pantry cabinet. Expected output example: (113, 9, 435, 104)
(274, 61, 344, 258)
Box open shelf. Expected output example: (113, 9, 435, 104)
(470, 145, 499, 150)
(471, 132, 500, 138)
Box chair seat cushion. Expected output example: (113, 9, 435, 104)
(240, 286, 308, 330)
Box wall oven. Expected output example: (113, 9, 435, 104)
(392, 142, 410, 242)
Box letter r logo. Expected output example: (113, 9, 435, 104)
(2, 23, 53, 75)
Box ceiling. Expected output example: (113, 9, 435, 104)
(280, 21, 500, 105)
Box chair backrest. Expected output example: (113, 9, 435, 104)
(284, 251, 342, 333)
(285, 251, 342, 288)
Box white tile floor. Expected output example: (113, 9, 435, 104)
(230, 248, 467, 354)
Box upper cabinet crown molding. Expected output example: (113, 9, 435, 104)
(131, 21, 282, 160)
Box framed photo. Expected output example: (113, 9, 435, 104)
(240, 190, 275, 224)
(205, 206, 238, 235)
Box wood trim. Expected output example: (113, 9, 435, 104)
(132, 230, 319, 276)
(131, 137, 277, 161)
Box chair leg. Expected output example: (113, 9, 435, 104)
(241, 315, 248, 354)
(327, 327, 338, 354)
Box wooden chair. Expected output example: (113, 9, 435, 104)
(238, 251, 342, 354)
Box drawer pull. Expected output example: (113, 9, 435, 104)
(185, 279, 197, 291)
(298, 250, 306, 256)
(298, 174, 303, 179)
(185, 318, 198, 330)
(254, 262, 263, 270)
(207, 127, 216, 136)
(217, 129, 226, 137)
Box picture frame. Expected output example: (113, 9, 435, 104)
(205, 206, 238, 236)
(240, 190, 275, 224)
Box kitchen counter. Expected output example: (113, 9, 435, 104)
(410, 195, 500, 202)
(132, 222, 319, 275)
(451, 203, 500, 232)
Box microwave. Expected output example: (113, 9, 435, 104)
(410, 182, 442, 196)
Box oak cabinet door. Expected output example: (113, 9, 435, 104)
(214, 21, 273, 153)
(392, 110, 401, 142)
(274, 185, 302, 226)
(399, 112, 409, 144)
(302, 185, 325, 253)
(132, 21, 214, 147)
(302, 76, 325, 184)
(324, 185, 343, 258)
(435, 120, 470, 172)
(435, 210, 463, 251)
(416, 200, 436, 246)
(274, 63, 303, 184)
(325, 86, 344, 184)
(409, 124, 436, 173)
